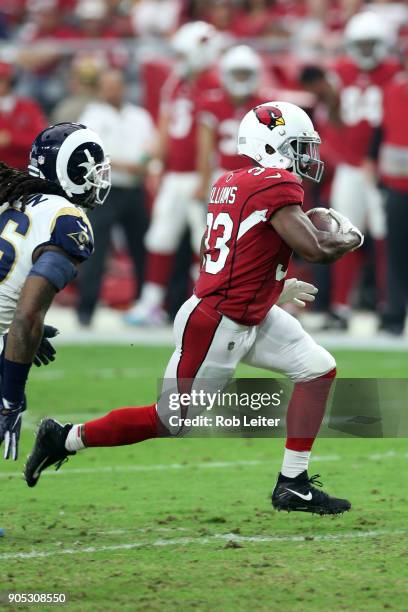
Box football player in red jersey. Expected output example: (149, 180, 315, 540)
(195, 45, 267, 201)
(324, 11, 399, 329)
(124, 21, 220, 326)
(26, 102, 364, 514)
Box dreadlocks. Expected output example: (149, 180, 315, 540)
(0, 161, 62, 211)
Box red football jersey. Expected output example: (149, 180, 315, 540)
(160, 71, 218, 172)
(332, 57, 400, 166)
(195, 167, 304, 326)
(198, 89, 268, 171)
(0, 96, 47, 169)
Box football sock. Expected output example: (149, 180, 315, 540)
(65, 424, 85, 452)
(82, 404, 158, 447)
(331, 250, 363, 308)
(145, 252, 175, 289)
(281, 449, 310, 479)
(283, 368, 336, 478)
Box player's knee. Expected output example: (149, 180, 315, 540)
(307, 346, 336, 380)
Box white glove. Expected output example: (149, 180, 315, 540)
(277, 278, 318, 308)
(328, 208, 364, 250)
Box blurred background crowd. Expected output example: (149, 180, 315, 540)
(0, 0, 407, 335)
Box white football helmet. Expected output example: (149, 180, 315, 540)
(344, 12, 393, 70)
(28, 123, 111, 208)
(220, 45, 262, 98)
(237, 101, 324, 183)
(172, 21, 220, 76)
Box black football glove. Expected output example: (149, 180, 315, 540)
(33, 325, 59, 367)
(0, 400, 26, 460)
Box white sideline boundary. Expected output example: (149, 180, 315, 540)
(1, 451, 406, 480)
(52, 330, 408, 350)
(45, 305, 408, 349)
(0, 530, 404, 560)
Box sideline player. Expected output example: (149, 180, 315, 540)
(124, 21, 220, 326)
(305, 12, 399, 329)
(0, 123, 111, 460)
(26, 102, 363, 515)
(195, 45, 266, 201)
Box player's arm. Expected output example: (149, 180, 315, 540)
(5, 247, 78, 365)
(200, 232, 207, 268)
(195, 120, 216, 202)
(4, 244, 79, 384)
(153, 110, 171, 167)
(147, 110, 170, 190)
(110, 160, 147, 177)
(0, 245, 80, 460)
(271, 204, 361, 264)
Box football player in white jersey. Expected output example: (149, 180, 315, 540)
(0, 122, 110, 460)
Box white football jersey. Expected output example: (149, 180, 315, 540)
(0, 193, 94, 336)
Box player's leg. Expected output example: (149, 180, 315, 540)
(124, 173, 189, 325)
(119, 184, 149, 302)
(24, 400, 160, 488)
(25, 297, 250, 486)
(328, 164, 367, 329)
(83, 297, 247, 443)
(381, 188, 408, 334)
(365, 180, 387, 314)
(243, 306, 350, 514)
(158, 296, 253, 434)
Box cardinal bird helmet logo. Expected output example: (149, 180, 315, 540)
(254, 105, 285, 131)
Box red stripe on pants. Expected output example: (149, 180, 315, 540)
(176, 302, 222, 394)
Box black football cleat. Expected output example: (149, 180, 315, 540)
(24, 419, 75, 488)
(272, 471, 351, 515)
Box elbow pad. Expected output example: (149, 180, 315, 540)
(29, 251, 77, 292)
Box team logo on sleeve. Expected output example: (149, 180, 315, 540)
(68, 220, 92, 251)
(254, 105, 285, 130)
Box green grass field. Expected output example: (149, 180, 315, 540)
(1, 346, 408, 611)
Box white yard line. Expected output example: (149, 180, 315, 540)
(30, 368, 157, 381)
(0, 529, 404, 561)
(0, 459, 267, 479)
(1, 451, 407, 480)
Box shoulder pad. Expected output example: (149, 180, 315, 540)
(243, 168, 304, 218)
(49, 207, 94, 262)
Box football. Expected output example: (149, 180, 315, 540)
(307, 207, 340, 232)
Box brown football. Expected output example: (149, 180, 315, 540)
(307, 207, 340, 232)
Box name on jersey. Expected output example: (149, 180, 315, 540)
(210, 186, 237, 205)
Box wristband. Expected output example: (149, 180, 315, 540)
(2, 359, 31, 406)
